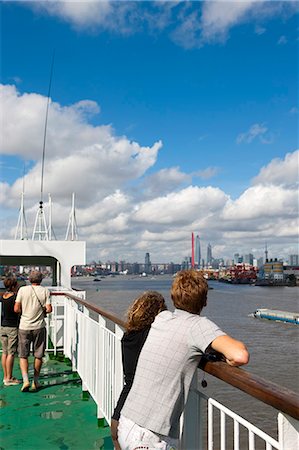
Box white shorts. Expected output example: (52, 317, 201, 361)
(118, 415, 178, 450)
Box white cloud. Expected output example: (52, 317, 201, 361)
(22, 1, 298, 48)
(236, 123, 272, 144)
(195, 167, 219, 180)
(277, 35, 287, 45)
(252, 150, 299, 187)
(132, 186, 229, 225)
(200, 1, 254, 43)
(1, 84, 161, 206)
(222, 185, 298, 220)
(255, 25, 266, 35)
(31, 1, 112, 29)
(140, 167, 191, 199)
(1, 83, 298, 262)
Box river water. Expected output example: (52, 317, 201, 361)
(71, 275, 299, 445)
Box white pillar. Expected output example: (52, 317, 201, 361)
(278, 413, 299, 450)
(181, 371, 206, 449)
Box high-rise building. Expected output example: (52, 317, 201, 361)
(244, 254, 254, 265)
(289, 254, 299, 266)
(195, 235, 201, 268)
(182, 256, 192, 270)
(206, 243, 212, 266)
(144, 252, 151, 274)
(233, 253, 239, 265)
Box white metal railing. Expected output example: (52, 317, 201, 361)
(207, 398, 279, 450)
(48, 293, 123, 423)
(47, 292, 299, 450)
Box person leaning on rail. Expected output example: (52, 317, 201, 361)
(14, 270, 52, 392)
(0, 276, 21, 386)
(111, 291, 167, 450)
(118, 269, 250, 450)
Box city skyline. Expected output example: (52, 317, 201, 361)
(88, 248, 298, 267)
(1, 2, 298, 263)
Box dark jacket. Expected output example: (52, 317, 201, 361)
(112, 327, 150, 420)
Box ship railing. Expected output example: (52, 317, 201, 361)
(47, 290, 299, 450)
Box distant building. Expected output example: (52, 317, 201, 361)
(256, 257, 264, 268)
(233, 253, 243, 264)
(182, 256, 192, 270)
(207, 243, 212, 266)
(144, 252, 151, 274)
(195, 235, 201, 268)
(244, 254, 254, 265)
(166, 262, 181, 275)
(264, 258, 284, 281)
(233, 253, 239, 265)
(289, 254, 299, 266)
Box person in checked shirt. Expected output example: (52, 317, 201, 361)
(118, 270, 249, 450)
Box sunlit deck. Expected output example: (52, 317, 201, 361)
(0, 353, 113, 450)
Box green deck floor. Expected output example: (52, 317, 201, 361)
(0, 353, 114, 450)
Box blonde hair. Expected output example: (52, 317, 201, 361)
(125, 291, 167, 333)
(171, 270, 208, 314)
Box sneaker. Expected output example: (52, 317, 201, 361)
(21, 381, 30, 392)
(31, 381, 41, 391)
(4, 378, 20, 386)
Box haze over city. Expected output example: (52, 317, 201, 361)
(1, 1, 298, 263)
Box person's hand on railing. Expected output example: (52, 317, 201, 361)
(111, 418, 121, 450)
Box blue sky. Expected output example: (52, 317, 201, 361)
(0, 1, 298, 263)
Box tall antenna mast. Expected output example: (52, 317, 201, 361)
(191, 232, 195, 268)
(32, 51, 55, 240)
(265, 242, 268, 263)
(65, 193, 78, 241)
(48, 193, 52, 240)
(15, 165, 28, 240)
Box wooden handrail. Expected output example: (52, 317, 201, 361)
(51, 291, 299, 421)
(202, 360, 299, 420)
(51, 291, 126, 328)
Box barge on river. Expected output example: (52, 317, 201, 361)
(253, 308, 299, 325)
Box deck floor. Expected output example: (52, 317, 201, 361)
(0, 353, 113, 449)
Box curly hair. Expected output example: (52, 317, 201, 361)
(4, 276, 18, 291)
(125, 291, 167, 333)
(171, 270, 208, 314)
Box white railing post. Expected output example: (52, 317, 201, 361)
(81, 305, 89, 394)
(97, 315, 106, 425)
(181, 372, 205, 449)
(114, 324, 124, 423)
(278, 413, 299, 450)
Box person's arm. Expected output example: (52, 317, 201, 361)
(14, 301, 21, 314)
(14, 290, 22, 314)
(45, 288, 52, 314)
(110, 419, 121, 450)
(45, 304, 52, 314)
(210, 335, 249, 367)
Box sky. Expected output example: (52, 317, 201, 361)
(0, 0, 298, 264)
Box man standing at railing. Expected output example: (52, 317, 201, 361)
(14, 270, 52, 392)
(117, 269, 249, 450)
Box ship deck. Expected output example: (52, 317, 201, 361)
(0, 352, 113, 449)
